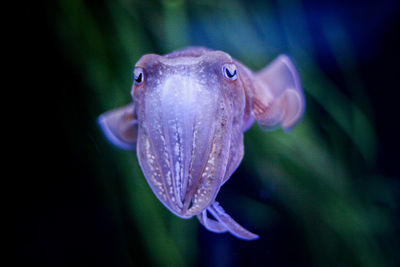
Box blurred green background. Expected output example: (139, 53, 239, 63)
(15, 0, 400, 266)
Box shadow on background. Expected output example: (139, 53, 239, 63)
(13, 0, 400, 266)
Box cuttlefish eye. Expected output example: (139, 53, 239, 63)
(222, 63, 237, 81)
(133, 67, 144, 84)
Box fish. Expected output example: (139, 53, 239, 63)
(98, 47, 305, 240)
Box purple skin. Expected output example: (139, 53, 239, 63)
(98, 47, 305, 240)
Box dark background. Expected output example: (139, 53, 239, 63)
(11, 0, 400, 266)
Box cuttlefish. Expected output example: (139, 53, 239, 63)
(98, 47, 305, 240)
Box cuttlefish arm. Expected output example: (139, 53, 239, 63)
(249, 55, 305, 132)
(98, 103, 138, 150)
(197, 202, 259, 240)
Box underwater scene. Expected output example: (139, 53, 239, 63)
(15, 0, 400, 266)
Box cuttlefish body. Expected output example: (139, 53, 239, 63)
(99, 47, 305, 240)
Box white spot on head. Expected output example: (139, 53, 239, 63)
(159, 56, 202, 66)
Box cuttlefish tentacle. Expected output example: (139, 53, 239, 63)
(198, 202, 259, 240)
(197, 209, 228, 233)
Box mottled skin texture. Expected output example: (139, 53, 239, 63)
(99, 47, 305, 240)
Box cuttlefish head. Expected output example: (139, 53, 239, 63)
(131, 48, 247, 218)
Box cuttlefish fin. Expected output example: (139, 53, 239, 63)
(250, 55, 305, 132)
(98, 103, 138, 150)
(197, 202, 259, 240)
